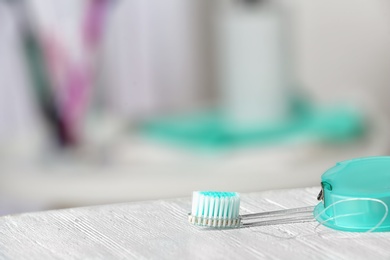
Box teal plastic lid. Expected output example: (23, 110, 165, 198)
(315, 156, 390, 232)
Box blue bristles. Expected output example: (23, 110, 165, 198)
(189, 191, 241, 228)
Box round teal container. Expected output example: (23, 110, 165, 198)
(314, 156, 390, 232)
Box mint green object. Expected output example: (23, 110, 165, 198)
(142, 100, 364, 150)
(315, 156, 390, 232)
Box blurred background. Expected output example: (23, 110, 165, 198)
(1, 0, 390, 215)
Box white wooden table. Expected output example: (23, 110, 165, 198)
(1, 187, 390, 259)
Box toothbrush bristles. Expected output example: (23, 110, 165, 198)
(189, 191, 241, 228)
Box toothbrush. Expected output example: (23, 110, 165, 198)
(188, 191, 315, 228)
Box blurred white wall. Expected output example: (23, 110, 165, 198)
(100, 0, 206, 119)
(99, 0, 390, 120)
(0, 2, 44, 160)
(293, 0, 390, 112)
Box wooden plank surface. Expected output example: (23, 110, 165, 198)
(1, 187, 390, 259)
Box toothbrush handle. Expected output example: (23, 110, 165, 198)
(239, 206, 315, 227)
(241, 206, 315, 220)
(242, 215, 316, 228)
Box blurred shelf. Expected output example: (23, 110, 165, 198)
(1, 108, 389, 213)
(1, 133, 388, 209)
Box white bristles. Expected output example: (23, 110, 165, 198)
(189, 191, 241, 228)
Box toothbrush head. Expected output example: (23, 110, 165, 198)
(188, 191, 241, 228)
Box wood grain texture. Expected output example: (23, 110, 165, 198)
(1, 187, 390, 259)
